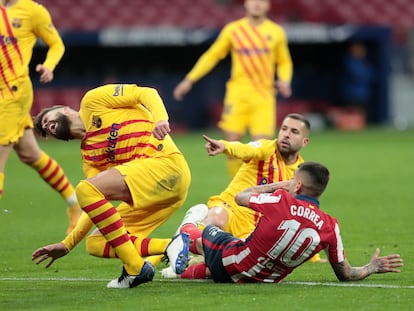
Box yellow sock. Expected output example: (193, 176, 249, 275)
(0, 172, 4, 199)
(31, 151, 80, 233)
(197, 223, 205, 231)
(31, 151, 77, 206)
(86, 235, 170, 258)
(227, 156, 243, 179)
(145, 255, 164, 267)
(136, 237, 170, 256)
(76, 179, 144, 275)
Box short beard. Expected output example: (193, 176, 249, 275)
(54, 114, 73, 141)
(279, 146, 296, 159)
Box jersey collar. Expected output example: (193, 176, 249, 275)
(294, 194, 320, 208)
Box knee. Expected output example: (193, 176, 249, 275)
(205, 206, 228, 229)
(20, 149, 41, 165)
(75, 179, 95, 201)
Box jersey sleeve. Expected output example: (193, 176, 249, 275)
(133, 86, 169, 123)
(326, 222, 346, 264)
(32, 3, 65, 71)
(81, 84, 169, 123)
(186, 25, 232, 82)
(222, 139, 266, 162)
(61, 212, 94, 251)
(274, 27, 292, 83)
(247, 191, 284, 213)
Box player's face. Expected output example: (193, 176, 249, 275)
(277, 118, 309, 156)
(245, 0, 270, 18)
(41, 109, 73, 141)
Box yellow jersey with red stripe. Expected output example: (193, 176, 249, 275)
(0, 0, 64, 97)
(79, 84, 182, 177)
(186, 17, 292, 97)
(210, 138, 303, 214)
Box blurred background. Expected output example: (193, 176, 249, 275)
(31, 0, 414, 132)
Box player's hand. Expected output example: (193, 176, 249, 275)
(203, 134, 225, 156)
(32, 242, 69, 268)
(275, 80, 292, 98)
(36, 64, 54, 83)
(173, 79, 193, 101)
(153, 120, 170, 140)
(369, 248, 403, 273)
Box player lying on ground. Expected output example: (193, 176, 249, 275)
(171, 162, 403, 282)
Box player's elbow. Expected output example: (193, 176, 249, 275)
(235, 193, 243, 206)
(336, 274, 351, 282)
(331, 261, 354, 282)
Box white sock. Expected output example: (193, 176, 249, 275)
(66, 193, 78, 208)
(175, 203, 208, 234)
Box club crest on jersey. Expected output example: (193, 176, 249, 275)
(265, 33, 272, 41)
(11, 18, 22, 28)
(260, 177, 268, 185)
(92, 116, 102, 128)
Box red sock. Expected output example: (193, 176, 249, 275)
(180, 223, 202, 254)
(180, 263, 208, 279)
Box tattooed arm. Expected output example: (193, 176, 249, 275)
(331, 248, 403, 281)
(235, 181, 291, 207)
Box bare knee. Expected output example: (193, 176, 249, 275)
(204, 206, 229, 229)
(16, 147, 41, 164)
(14, 132, 42, 164)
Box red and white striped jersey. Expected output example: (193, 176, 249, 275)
(222, 189, 345, 283)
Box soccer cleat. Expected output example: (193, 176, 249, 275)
(308, 253, 322, 263)
(175, 203, 208, 234)
(165, 233, 190, 274)
(106, 261, 155, 289)
(66, 204, 81, 234)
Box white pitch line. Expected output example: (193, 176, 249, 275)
(0, 277, 413, 289)
(283, 281, 414, 289)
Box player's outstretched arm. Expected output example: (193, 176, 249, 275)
(32, 242, 70, 268)
(330, 248, 403, 282)
(203, 135, 225, 156)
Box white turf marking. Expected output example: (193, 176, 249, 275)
(283, 281, 414, 289)
(0, 277, 413, 289)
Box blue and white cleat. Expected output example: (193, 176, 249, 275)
(165, 233, 190, 274)
(107, 261, 155, 288)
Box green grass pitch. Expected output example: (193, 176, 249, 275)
(0, 127, 413, 310)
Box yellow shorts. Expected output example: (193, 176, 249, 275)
(218, 87, 276, 137)
(0, 77, 33, 145)
(207, 195, 261, 239)
(115, 153, 191, 237)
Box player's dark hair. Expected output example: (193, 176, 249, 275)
(297, 161, 330, 197)
(34, 105, 65, 137)
(284, 113, 311, 132)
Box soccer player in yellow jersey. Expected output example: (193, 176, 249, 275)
(0, 0, 81, 233)
(173, 0, 293, 178)
(31, 84, 192, 288)
(162, 113, 322, 279)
